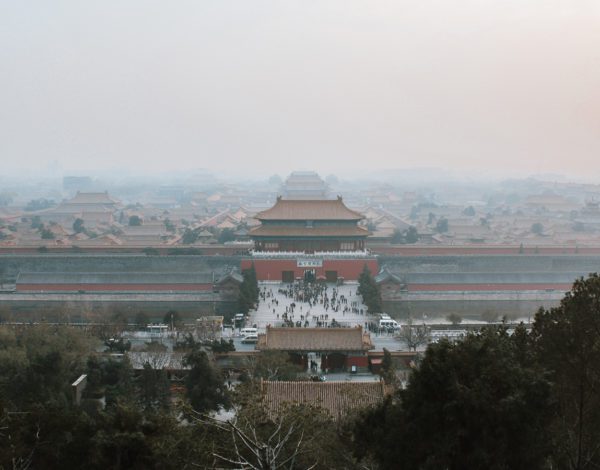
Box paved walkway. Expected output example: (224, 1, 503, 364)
(247, 282, 373, 332)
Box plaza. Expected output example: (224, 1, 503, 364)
(247, 281, 373, 332)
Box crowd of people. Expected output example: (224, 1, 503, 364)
(258, 281, 369, 328)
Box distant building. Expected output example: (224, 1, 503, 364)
(281, 171, 329, 200)
(63, 176, 93, 192)
(42, 191, 120, 226)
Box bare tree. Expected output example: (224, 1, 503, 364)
(396, 317, 431, 351)
(194, 414, 316, 470)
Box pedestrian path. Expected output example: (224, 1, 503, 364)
(248, 281, 373, 331)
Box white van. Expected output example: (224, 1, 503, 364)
(240, 327, 258, 337)
(241, 334, 258, 344)
(379, 319, 400, 330)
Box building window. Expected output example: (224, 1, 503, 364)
(340, 242, 354, 250)
(265, 242, 279, 250)
(306, 220, 314, 228)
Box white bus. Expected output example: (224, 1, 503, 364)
(379, 319, 400, 330)
(240, 327, 258, 337)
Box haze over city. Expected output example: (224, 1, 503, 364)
(2, 0, 600, 179)
(3, 2, 600, 469)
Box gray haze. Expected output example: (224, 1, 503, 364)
(1, 0, 599, 179)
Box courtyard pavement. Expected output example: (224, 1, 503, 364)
(247, 281, 372, 330)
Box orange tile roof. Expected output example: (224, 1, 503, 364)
(249, 225, 369, 238)
(257, 327, 373, 351)
(261, 380, 386, 418)
(255, 197, 364, 221)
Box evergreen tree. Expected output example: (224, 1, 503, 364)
(533, 273, 600, 469)
(184, 349, 230, 413)
(355, 327, 554, 469)
(358, 264, 383, 313)
(238, 264, 259, 314)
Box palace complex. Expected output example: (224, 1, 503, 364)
(244, 196, 377, 281)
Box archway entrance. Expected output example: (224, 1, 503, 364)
(304, 269, 316, 283)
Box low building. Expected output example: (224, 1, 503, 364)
(256, 326, 373, 372)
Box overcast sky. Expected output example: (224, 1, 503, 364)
(1, 1, 599, 179)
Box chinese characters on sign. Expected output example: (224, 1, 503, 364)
(297, 259, 323, 268)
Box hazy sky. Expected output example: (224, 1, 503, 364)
(1, 1, 599, 179)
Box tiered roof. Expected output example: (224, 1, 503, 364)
(255, 197, 363, 221)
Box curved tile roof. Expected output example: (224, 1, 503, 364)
(255, 197, 363, 221)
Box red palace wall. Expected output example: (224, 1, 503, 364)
(241, 258, 379, 281)
(16, 283, 214, 292)
(408, 283, 574, 292)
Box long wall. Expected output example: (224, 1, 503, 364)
(0, 254, 242, 320)
(0, 254, 242, 284)
(241, 258, 379, 281)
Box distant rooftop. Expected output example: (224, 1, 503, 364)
(66, 191, 118, 205)
(282, 171, 328, 200)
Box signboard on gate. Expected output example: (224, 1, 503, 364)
(297, 259, 323, 268)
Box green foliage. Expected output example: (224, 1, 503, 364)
(163, 310, 182, 330)
(405, 225, 419, 243)
(137, 363, 171, 411)
(251, 351, 300, 381)
(128, 215, 142, 226)
(73, 217, 85, 233)
(446, 312, 462, 325)
(0, 326, 92, 409)
(85, 355, 134, 405)
(25, 198, 55, 211)
(181, 227, 199, 244)
(163, 218, 176, 232)
(379, 348, 397, 386)
(357, 264, 382, 313)
(40, 227, 55, 239)
(30, 215, 42, 229)
(134, 311, 149, 327)
(104, 337, 131, 353)
(238, 263, 259, 314)
(531, 222, 544, 235)
(184, 349, 231, 413)
(391, 226, 419, 244)
(435, 217, 449, 233)
(218, 227, 236, 244)
(462, 205, 476, 216)
(355, 327, 554, 469)
(532, 273, 600, 469)
(207, 338, 236, 353)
